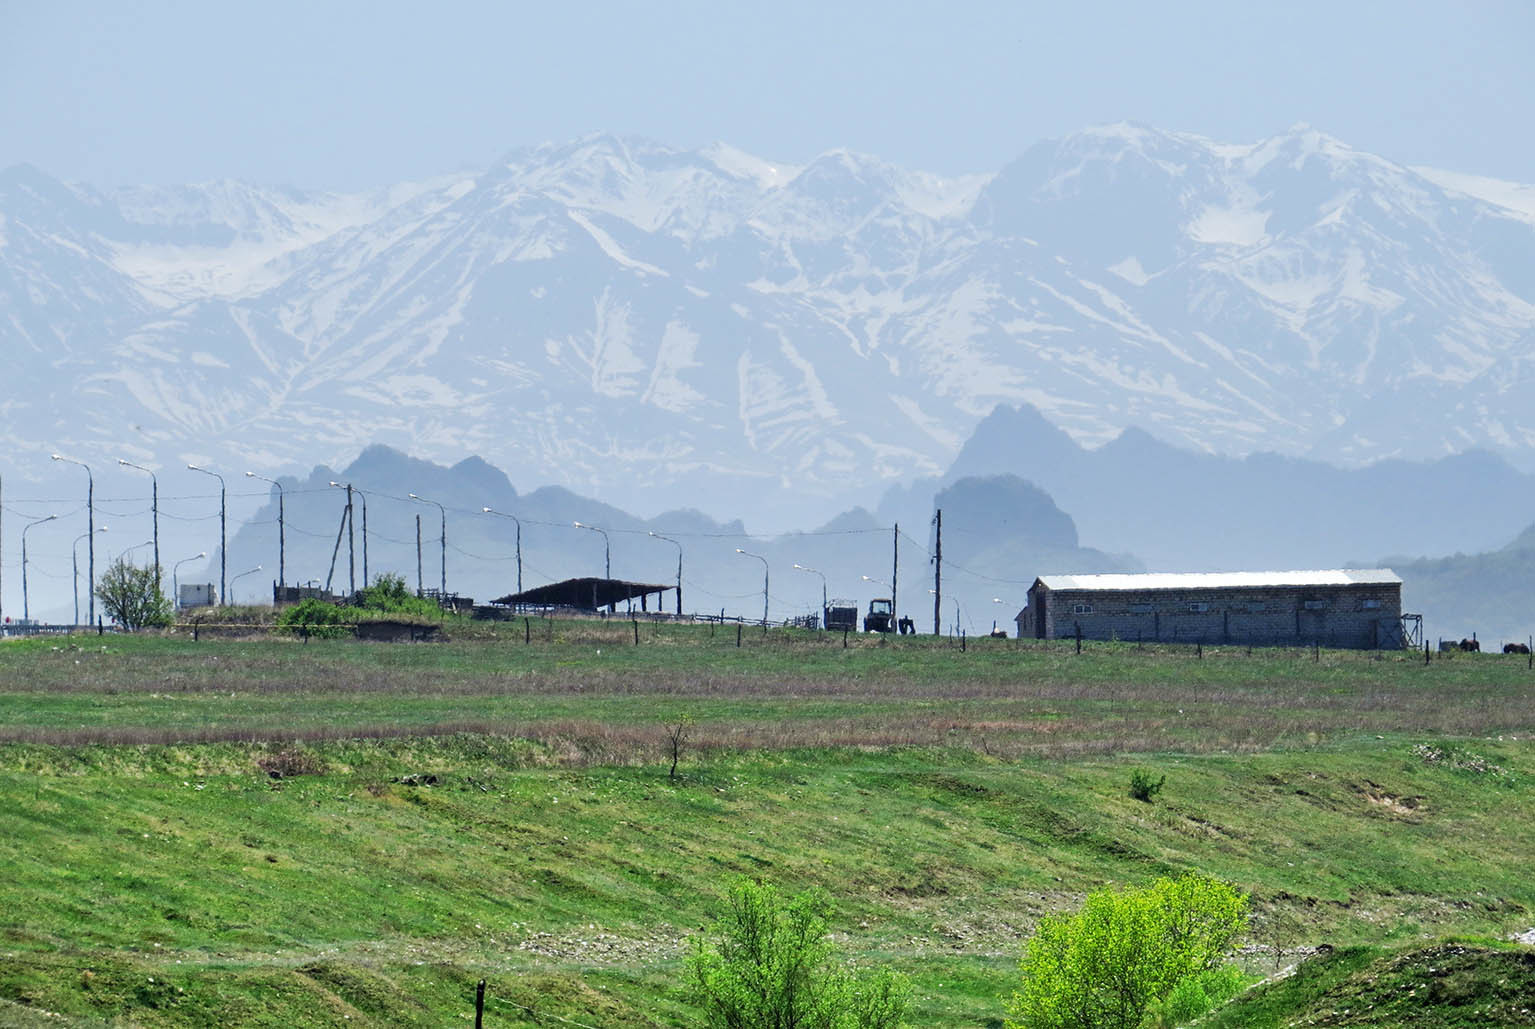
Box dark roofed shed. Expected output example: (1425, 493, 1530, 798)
(492, 577, 673, 613)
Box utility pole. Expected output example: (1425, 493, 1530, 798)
(358, 490, 368, 588)
(415, 515, 423, 596)
(933, 509, 942, 637)
(345, 485, 355, 596)
(891, 522, 899, 625)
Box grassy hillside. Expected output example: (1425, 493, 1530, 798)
(1, 624, 1532, 1026)
(1205, 941, 1535, 1027)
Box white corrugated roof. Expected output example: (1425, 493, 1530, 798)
(1036, 569, 1401, 591)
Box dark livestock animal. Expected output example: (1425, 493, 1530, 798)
(1504, 642, 1530, 655)
(1460, 638, 1481, 653)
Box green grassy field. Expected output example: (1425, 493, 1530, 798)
(1, 623, 1532, 1026)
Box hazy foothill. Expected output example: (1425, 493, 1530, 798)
(5, 3, 1535, 1022)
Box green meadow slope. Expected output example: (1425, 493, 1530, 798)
(0, 625, 1531, 1026)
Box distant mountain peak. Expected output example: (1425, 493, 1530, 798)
(4, 126, 1534, 530)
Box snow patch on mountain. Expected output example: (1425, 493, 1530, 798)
(1412, 166, 1535, 224)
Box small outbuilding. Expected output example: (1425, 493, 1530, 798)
(1015, 569, 1406, 649)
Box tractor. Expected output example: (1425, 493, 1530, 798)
(863, 598, 894, 633)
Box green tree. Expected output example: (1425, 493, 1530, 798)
(94, 558, 172, 630)
(1007, 873, 1248, 1029)
(687, 879, 909, 1029)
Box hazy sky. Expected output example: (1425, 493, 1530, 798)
(2, 0, 1531, 189)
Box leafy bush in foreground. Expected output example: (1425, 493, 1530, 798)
(1129, 768, 1166, 803)
(276, 598, 350, 639)
(1007, 873, 1248, 1029)
(356, 571, 442, 619)
(687, 878, 909, 1029)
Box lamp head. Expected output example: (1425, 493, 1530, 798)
(50, 453, 61, 461)
(409, 493, 421, 500)
(482, 507, 492, 513)
(574, 520, 584, 528)
(735, 548, 745, 554)
(186, 463, 199, 471)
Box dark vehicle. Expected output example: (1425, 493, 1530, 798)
(863, 598, 894, 633)
(824, 599, 859, 632)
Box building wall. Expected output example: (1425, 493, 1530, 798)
(1023, 582, 1403, 649)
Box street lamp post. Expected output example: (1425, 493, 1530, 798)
(172, 552, 207, 611)
(227, 565, 263, 605)
(793, 563, 827, 625)
(736, 548, 769, 629)
(117, 459, 159, 589)
(51, 455, 94, 625)
(573, 521, 610, 579)
(186, 465, 226, 604)
(409, 493, 447, 598)
(21, 514, 57, 623)
(483, 508, 523, 598)
(73, 526, 108, 625)
(246, 472, 285, 588)
(649, 531, 682, 616)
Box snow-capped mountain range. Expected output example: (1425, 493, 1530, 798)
(4, 123, 1535, 526)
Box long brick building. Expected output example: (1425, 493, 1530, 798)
(1015, 569, 1405, 649)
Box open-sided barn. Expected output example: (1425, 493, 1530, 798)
(1015, 569, 1406, 649)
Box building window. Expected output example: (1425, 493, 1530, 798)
(1128, 603, 1154, 614)
(1188, 602, 1209, 613)
(1072, 603, 1093, 615)
(1361, 599, 1381, 610)
(1304, 599, 1327, 610)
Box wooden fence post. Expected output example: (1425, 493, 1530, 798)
(736, 623, 742, 648)
(633, 619, 639, 645)
(474, 978, 485, 1028)
(842, 629, 848, 648)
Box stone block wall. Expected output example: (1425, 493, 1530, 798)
(1023, 582, 1403, 649)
